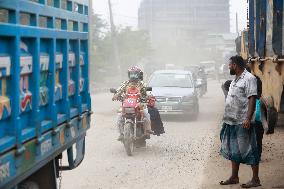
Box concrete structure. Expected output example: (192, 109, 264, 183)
(138, 0, 230, 46)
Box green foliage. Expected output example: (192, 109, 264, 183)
(91, 14, 152, 79)
(116, 27, 152, 70)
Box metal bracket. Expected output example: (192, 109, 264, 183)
(78, 114, 83, 121)
(250, 56, 284, 63)
(59, 138, 85, 171)
(52, 127, 61, 135)
(66, 121, 72, 128)
(36, 136, 44, 144)
(15, 146, 26, 156)
(249, 56, 284, 75)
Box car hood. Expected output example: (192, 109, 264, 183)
(151, 87, 195, 97)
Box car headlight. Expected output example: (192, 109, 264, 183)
(182, 96, 194, 102)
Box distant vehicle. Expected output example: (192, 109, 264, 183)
(148, 70, 200, 119)
(219, 63, 235, 80)
(184, 65, 207, 97)
(165, 64, 176, 70)
(184, 65, 199, 80)
(199, 61, 216, 78)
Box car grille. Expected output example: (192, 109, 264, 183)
(156, 97, 181, 103)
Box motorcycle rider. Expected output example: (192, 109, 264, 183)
(198, 66, 207, 93)
(112, 66, 152, 141)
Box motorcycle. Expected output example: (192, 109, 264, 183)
(196, 78, 207, 97)
(110, 86, 152, 156)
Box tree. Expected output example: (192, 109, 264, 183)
(90, 14, 108, 82)
(91, 15, 152, 83)
(116, 27, 152, 71)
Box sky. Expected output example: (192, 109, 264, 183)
(92, 0, 247, 34)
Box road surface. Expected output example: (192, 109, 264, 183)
(62, 80, 226, 189)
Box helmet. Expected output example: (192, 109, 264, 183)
(128, 66, 143, 81)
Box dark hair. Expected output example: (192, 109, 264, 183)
(230, 55, 245, 68)
(224, 80, 232, 91)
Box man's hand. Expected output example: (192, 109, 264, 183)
(243, 96, 256, 129)
(112, 95, 117, 101)
(243, 118, 251, 129)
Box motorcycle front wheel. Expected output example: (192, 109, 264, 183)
(123, 122, 134, 156)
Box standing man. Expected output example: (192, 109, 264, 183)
(219, 56, 261, 188)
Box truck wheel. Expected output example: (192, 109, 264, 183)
(266, 107, 278, 134)
(19, 181, 40, 189)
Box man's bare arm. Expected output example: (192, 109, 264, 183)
(243, 96, 256, 129)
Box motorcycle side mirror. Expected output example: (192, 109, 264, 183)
(110, 88, 117, 93)
(146, 87, 152, 91)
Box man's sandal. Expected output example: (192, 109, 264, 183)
(241, 180, 261, 188)
(220, 178, 239, 185)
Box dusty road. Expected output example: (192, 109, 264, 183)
(200, 122, 284, 189)
(61, 80, 225, 189)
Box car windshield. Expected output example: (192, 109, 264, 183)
(149, 73, 193, 88)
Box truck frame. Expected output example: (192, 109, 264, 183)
(240, 0, 284, 132)
(0, 0, 92, 188)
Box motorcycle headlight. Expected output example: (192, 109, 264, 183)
(124, 107, 136, 114)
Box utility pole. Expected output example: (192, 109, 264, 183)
(108, 0, 122, 82)
(236, 12, 239, 36)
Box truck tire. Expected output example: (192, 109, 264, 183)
(261, 97, 278, 134)
(266, 107, 278, 134)
(124, 122, 134, 156)
(19, 181, 40, 189)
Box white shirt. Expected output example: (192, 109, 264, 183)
(223, 70, 257, 125)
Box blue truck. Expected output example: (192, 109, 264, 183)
(237, 0, 284, 131)
(0, 0, 92, 188)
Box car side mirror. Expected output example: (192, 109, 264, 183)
(110, 88, 117, 93)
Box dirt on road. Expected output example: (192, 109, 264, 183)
(62, 80, 284, 189)
(200, 126, 284, 189)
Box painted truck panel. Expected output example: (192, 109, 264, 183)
(0, 0, 91, 188)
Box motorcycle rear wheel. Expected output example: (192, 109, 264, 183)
(124, 122, 134, 156)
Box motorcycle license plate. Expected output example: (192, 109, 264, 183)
(162, 106, 172, 111)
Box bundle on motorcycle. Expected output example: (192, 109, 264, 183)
(147, 95, 165, 136)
